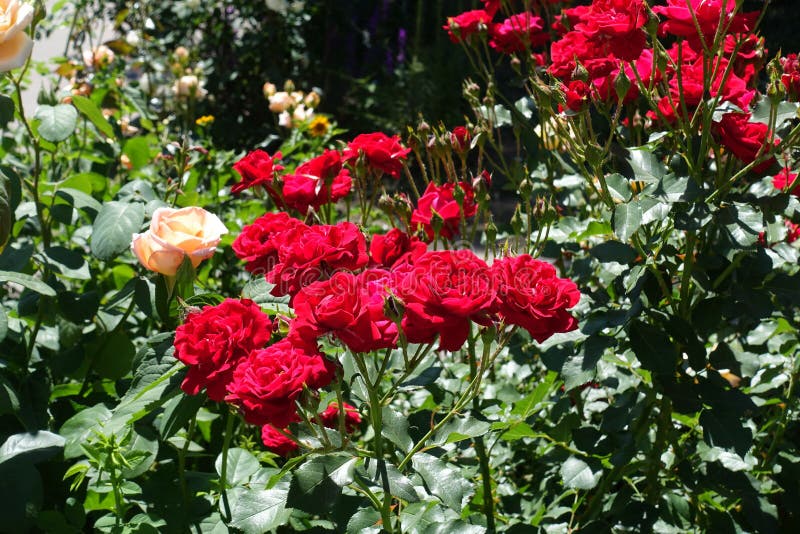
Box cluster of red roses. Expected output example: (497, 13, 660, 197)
(172, 298, 362, 456)
(444, 0, 550, 57)
(231, 131, 410, 215)
(444, 1, 796, 178)
(232, 212, 580, 352)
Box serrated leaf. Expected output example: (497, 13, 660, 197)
(412, 453, 472, 511)
(34, 104, 78, 142)
(287, 453, 354, 514)
(512, 372, 557, 418)
(628, 320, 677, 377)
(382, 405, 413, 452)
(0, 270, 56, 296)
(628, 147, 667, 182)
(59, 404, 112, 459)
(91, 201, 145, 260)
(606, 173, 632, 202)
(0, 431, 65, 465)
(432, 415, 491, 446)
(71, 95, 115, 139)
(613, 202, 642, 241)
(215, 448, 261, 487)
(228, 485, 291, 534)
(346, 508, 382, 533)
(241, 276, 290, 314)
(560, 457, 599, 490)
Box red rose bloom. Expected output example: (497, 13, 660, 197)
(491, 255, 580, 342)
(282, 150, 352, 214)
(232, 150, 284, 195)
(268, 222, 369, 299)
(226, 339, 337, 428)
(261, 425, 298, 457)
(786, 220, 800, 244)
(232, 213, 307, 275)
(343, 132, 411, 179)
(548, 31, 616, 81)
(574, 0, 647, 61)
(443, 10, 493, 44)
(780, 54, 800, 101)
(489, 13, 549, 54)
(653, 0, 758, 46)
(392, 250, 495, 351)
(411, 181, 478, 241)
(563, 80, 591, 112)
(713, 113, 777, 173)
(173, 299, 272, 401)
(319, 402, 362, 433)
(290, 269, 398, 353)
(369, 228, 427, 269)
(450, 126, 471, 153)
(772, 168, 799, 196)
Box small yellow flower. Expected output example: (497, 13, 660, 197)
(196, 115, 215, 127)
(308, 115, 330, 137)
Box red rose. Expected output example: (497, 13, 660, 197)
(282, 150, 352, 214)
(443, 10, 493, 44)
(563, 80, 591, 112)
(226, 339, 337, 428)
(712, 113, 777, 173)
(290, 269, 398, 353)
(261, 425, 298, 457)
(772, 168, 799, 196)
(369, 228, 427, 269)
(450, 126, 471, 153)
(392, 250, 495, 351)
(269, 222, 369, 299)
(343, 132, 411, 179)
(232, 213, 307, 275)
(173, 299, 272, 401)
(548, 31, 616, 81)
(786, 220, 800, 244)
(319, 402, 362, 433)
(489, 13, 549, 54)
(781, 54, 800, 101)
(574, 0, 647, 61)
(491, 255, 580, 342)
(653, 0, 758, 46)
(411, 181, 478, 241)
(232, 150, 284, 196)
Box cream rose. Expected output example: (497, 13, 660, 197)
(82, 44, 115, 68)
(0, 0, 34, 73)
(268, 91, 294, 113)
(131, 207, 228, 276)
(173, 74, 207, 100)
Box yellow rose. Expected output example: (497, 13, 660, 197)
(0, 0, 34, 73)
(131, 207, 228, 276)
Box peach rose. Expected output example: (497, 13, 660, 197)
(268, 91, 294, 113)
(82, 44, 115, 68)
(173, 74, 207, 100)
(0, 0, 34, 73)
(131, 207, 228, 276)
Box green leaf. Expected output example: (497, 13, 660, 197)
(70, 95, 115, 139)
(500, 422, 537, 441)
(0, 270, 56, 296)
(512, 372, 557, 418)
(228, 484, 291, 534)
(0, 304, 7, 343)
(432, 414, 491, 446)
(158, 393, 206, 440)
(215, 448, 261, 487)
(360, 460, 419, 503)
(412, 453, 473, 511)
(628, 147, 667, 182)
(42, 246, 90, 280)
(613, 201, 642, 241)
(606, 173, 632, 202)
(589, 241, 638, 264)
(0, 374, 18, 415)
(560, 457, 600, 490)
(0, 94, 14, 128)
(287, 453, 355, 514)
(699, 410, 753, 457)
(628, 320, 677, 378)
(91, 201, 145, 261)
(382, 405, 413, 452)
(346, 507, 382, 533)
(91, 330, 136, 380)
(55, 188, 102, 215)
(59, 404, 113, 459)
(241, 277, 290, 314)
(0, 431, 65, 465)
(123, 137, 152, 170)
(33, 104, 78, 142)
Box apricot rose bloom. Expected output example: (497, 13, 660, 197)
(131, 206, 228, 276)
(0, 0, 34, 73)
